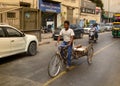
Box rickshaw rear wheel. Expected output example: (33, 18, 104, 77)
(87, 47, 94, 65)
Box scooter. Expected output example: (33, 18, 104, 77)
(89, 29, 97, 43)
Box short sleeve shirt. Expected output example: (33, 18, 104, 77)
(60, 28, 75, 42)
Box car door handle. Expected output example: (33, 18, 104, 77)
(11, 40, 14, 42)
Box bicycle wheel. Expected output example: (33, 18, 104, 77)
(87, 47, 94, 65)
(48, 54, 61, 78)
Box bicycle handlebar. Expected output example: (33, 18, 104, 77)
(57, 45, 68, 50)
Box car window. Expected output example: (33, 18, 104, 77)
(6, 27, 22, 37)
(0, 27, 5, 37)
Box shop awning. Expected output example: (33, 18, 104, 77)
(39, 0, 61, 13)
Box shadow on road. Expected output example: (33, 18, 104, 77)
(0, 53, 28, 65)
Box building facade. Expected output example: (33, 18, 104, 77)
(38, 0, 79, 28)
(80, 0, 101, 24)
(0, 0, 101, 31)
(0, 0, 37, 8)
(101, 0, 119, 22)
(0, 0, 41, 40)
(102, 0, 120, 12)
(60, 0, 101, 25)
(60, 0, 80, 24)
(38, 0, 61, 29)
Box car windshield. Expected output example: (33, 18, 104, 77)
(114, 25, 120, 28)
(70, 24, 77, 29)
(86, 25, 92, 28)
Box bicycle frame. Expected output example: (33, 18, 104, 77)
(56, 45, 68, 62)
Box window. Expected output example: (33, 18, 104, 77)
(0, 28, 5, 37)
(7, 12, 16, 18)
(6, 28, 22, 37)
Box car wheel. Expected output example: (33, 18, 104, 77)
(27, 42, 37, 56)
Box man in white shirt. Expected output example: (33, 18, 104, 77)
(57, 21, 75, 68)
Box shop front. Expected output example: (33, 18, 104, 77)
(39, 0, 61, 31)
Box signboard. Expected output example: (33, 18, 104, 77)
(81, 0, 96, 14)
(39, 0, 61, 13)
(81, 0, 96, 9)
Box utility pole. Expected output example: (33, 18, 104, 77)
(77, 0, 81, 24)
(33, 0, 34, 8)
(108, 0, 110, 23)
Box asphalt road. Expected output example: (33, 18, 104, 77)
(0, 32, 120, 86)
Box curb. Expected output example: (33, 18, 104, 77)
(42, 37, 52, 39)
(39, 41, 50, 46)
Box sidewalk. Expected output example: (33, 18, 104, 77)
(39, 33, 53, 46)
(41, 33, 52, 39)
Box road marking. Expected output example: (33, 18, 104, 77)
(94, 40, 118, 55)
(43, 66, 75, 86)
(0, 74, 41, 86)
(43, 40, 118, 86)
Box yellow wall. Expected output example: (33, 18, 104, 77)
(52, 0, 61, 2)
(62, 0, 79, 8)
(80, 13, 101, 23)
(61, 0, 80, 24)
(0, 0, 101, 24)
(0, 0, 19, 8)
(0, 0, 19, 3)
(0, 0, 37, 8)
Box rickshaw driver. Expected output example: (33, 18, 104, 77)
(57, 20, 75, 69)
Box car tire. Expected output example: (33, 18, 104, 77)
(27, 42, 37, 56)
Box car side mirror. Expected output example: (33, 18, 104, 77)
(22, 33, 25, 37)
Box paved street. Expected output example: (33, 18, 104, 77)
(0, 32, 120, 86)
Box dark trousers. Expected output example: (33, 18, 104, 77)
(95, 32, 98, 39)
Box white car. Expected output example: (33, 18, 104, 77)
(105, 23, 113, 31)
(0, 24, 38, 58)
(84, 26, 92, 34)
(99, 23, 106, 32)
